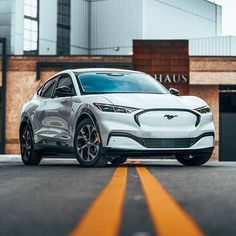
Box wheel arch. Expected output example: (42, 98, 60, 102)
(76, 109, 97, 128)
(75, 108, 103, 146)
(19, 115, 34, 138)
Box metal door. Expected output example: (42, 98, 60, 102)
(220, 86, 236, 161)
(44, 74, 76, 147)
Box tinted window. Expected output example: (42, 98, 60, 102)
(54, 75, 76, 97)
(57, 0, 71, 55)
(41, 78, 56, 98)
(76, 72, 168, 95)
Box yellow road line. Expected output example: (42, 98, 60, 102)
(136, 167, 203, 236)
(69, 166, 127, 236)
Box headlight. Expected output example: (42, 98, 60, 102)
(195, 106, 211, 114)
(94, 103, 138, 113)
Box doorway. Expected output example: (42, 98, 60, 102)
(219, 85, 236, 161)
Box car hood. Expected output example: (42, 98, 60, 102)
(100, 93, 207, 110)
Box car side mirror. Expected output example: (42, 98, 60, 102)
(55, 86, 73, 97)
(169, 88, 180, 96)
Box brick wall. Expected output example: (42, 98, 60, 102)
(190, 57, 236, 85)
(133, 40, 190, 95)
(189, 85, 219, 160)
(188, 56, 236, 160)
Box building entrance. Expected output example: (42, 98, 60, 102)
(219, 86, 236, 161)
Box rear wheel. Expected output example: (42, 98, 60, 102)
(20, 125, 42, 165)
(74, 118, 108, 167)
(110, 157, 127, 166)
(176, 152, 212, 166)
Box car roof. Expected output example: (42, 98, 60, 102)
(62, 68, 145, 74)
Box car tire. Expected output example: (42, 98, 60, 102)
(74, 118, 108, 167)
(175, 152, 212, 166)
(20, 125, 42, 165)
(110, 157, 127, 166)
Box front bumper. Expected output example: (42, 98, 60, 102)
(104, 147, 214, 157)
(94, 107, 215, 151)
(107, 132, 214, 150)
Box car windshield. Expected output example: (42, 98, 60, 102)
(75, 72, 168, 95)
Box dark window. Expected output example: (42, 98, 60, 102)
(57, 0, 71, 55)
(41, 79, 57, 98)
(23, 0, 39, 55)
(76, 72, 168, 95)
(54, 74, 76, 97)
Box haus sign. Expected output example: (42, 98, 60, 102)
(133, 40, 190, 95)
(154, 74, 188, 84)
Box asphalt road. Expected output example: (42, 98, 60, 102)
(1, 157, 236, 236)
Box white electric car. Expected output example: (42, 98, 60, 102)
(19, 68, 215, 167)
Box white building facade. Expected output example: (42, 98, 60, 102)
(0, 0, 224, 55)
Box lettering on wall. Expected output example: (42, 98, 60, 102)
(133, 40, 190, 94)
(154, 74, 188, 84)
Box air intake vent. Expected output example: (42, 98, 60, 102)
(143, 138, 195, 148)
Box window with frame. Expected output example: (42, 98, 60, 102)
(54, 75, 76, 97)
(23, 0, 39, 55)
(41, 79, 57, 98)
(57, 0, 71, 55)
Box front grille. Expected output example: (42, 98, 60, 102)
(143, 138, 195, 148)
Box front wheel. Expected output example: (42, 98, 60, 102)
(74, 118, 108, 167)
(176, 152, 213, 166)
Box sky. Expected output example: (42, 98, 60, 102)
(209, 0, 236, 36)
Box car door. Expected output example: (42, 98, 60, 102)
(45, 73, 76, 148)
(33, 76, 58, 143)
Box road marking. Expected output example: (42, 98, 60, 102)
(69, 166, 127, 236)
(136, 166, 203, 236)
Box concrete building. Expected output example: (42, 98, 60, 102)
(0, 0, 222, 55)
(90, 0, 222, 55)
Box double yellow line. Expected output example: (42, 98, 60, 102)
(70, 163, 203, 236)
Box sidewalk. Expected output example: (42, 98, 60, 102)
(0, 155, 21, 162)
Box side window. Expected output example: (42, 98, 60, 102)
(41, 78, 57, 98)
(54, 74, 76, 97)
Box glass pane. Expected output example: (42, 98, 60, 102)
(31, 20, 38, 31)
(31, 0, 38, 7)
(24, 18, 31, 29)
(24, 0, 31, 6)
(31, 41, 37, 51)
(23, 40, 31, 51)
(24, 29, 31, 40)
(32, 31, 38, 41)
(24, 5, 31, 16)
(31, 7, 37, 18)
